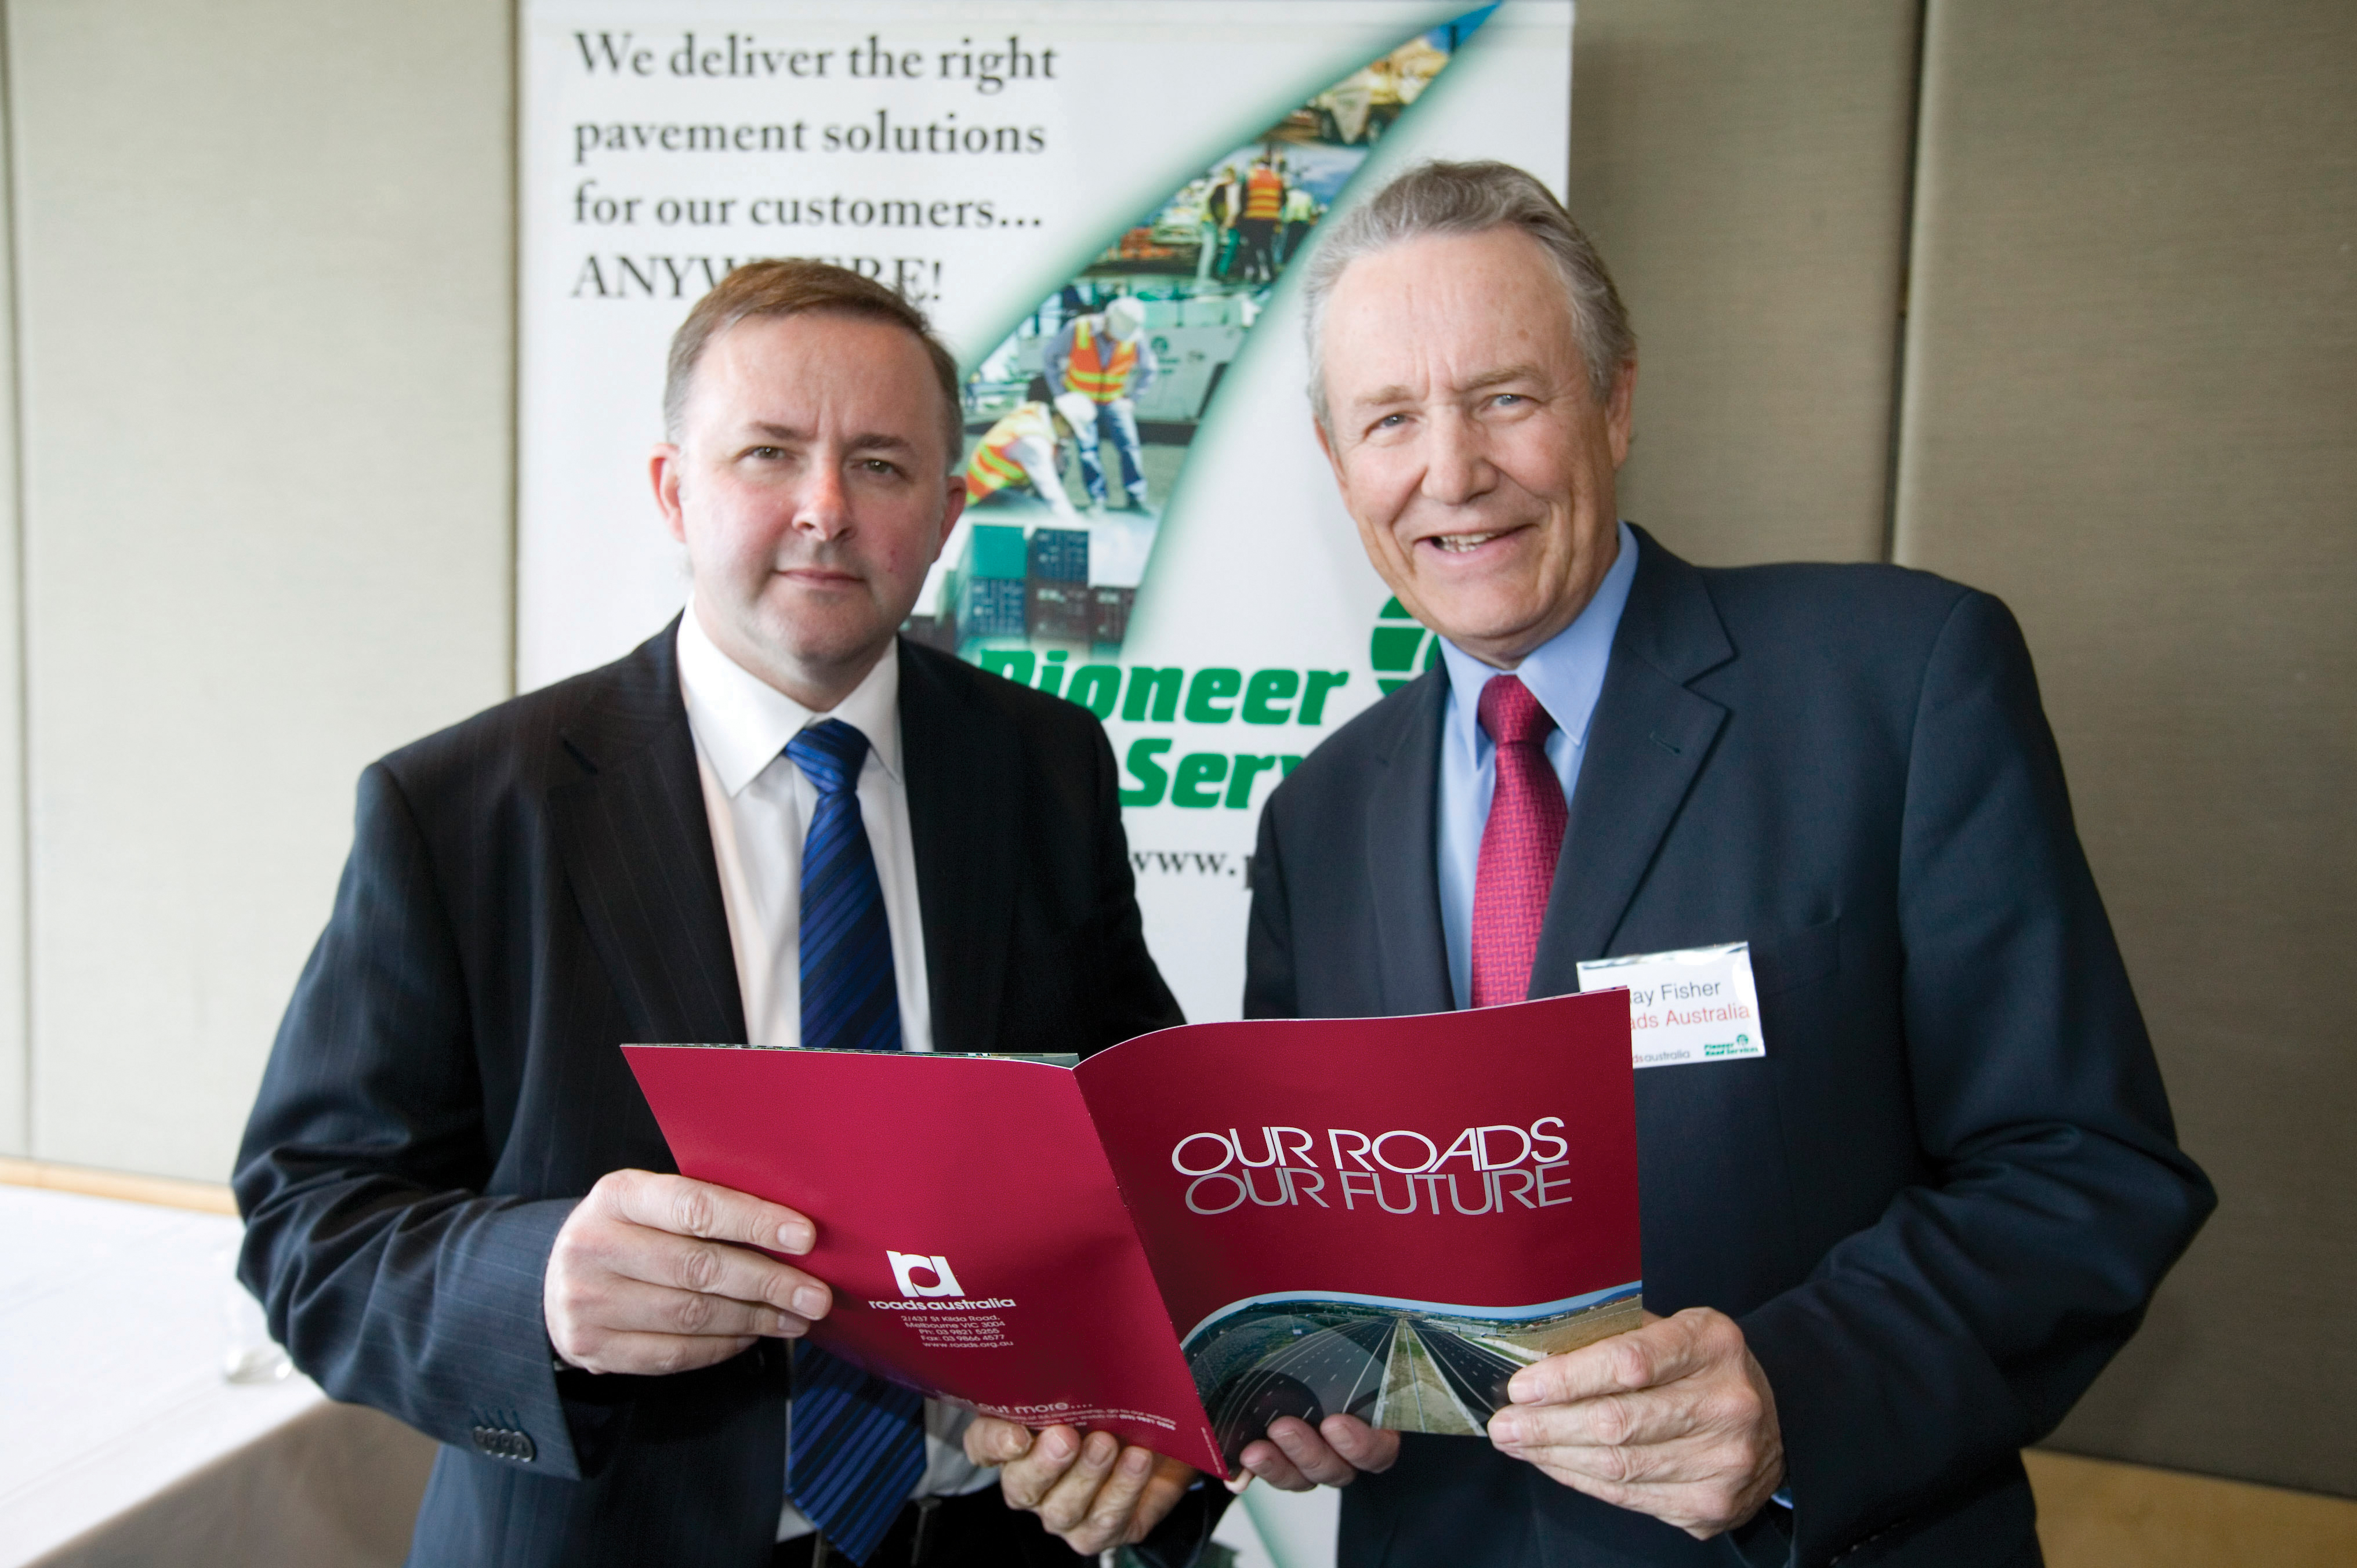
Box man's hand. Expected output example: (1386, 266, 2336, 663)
(543, 1170, 829, 1376)
(964, 1417, 1196, 1554)
(1486, 1308, 1783, 1539)
(1235, 1414, 1401, 1491)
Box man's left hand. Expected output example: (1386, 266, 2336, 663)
(1485, 1308, 1784, 1540)
(964, 1416, 1196, 1555)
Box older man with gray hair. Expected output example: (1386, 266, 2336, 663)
(978, 160, 2211, 1567)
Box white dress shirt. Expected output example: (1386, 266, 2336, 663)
(674, 606, 993, 1542)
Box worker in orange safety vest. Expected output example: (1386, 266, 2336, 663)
(1043, 296, 1159, 511)
(963, 376, 1082, 524)
(1235, 155, 1289, 283)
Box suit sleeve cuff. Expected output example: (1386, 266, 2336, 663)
(1125, 1478, 1232, 1568)
(1722, 1491, 1796, 1568)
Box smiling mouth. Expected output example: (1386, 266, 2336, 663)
(1426, 529, 1517, 554)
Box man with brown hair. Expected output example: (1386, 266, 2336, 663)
(235, 261, 1204, 1567)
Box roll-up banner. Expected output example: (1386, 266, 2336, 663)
(521, 0, 1573, 1028)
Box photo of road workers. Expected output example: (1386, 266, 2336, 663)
(904, 23, 1474, 668)
(1183, 1284, 1645, 1468)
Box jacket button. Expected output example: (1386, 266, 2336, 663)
(470, 1425, 537, 1462)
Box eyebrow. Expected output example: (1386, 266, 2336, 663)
(1345, 364, 1552, 410)
(1459, 364, 1550, 394)
(739, 422, 918, 455)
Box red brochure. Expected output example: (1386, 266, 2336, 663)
(623, 989, 1640, 1478)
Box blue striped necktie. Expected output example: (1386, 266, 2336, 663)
(782, 719, 926, 1565)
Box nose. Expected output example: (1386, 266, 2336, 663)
(1420, 407, 1494, 506)
(793, 458, 851, 542)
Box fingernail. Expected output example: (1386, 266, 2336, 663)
(1121, 1447, 1151, 1476)
(774, 1312, 802, 1336)
(1046, 1431, 1074, 1460)
(1490, 1415, 1522, 1445)
(777, 1222, 814, 1252)
(792, 1287, 827, 1317)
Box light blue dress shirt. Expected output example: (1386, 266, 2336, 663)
(1436, 521, 1640, 1010)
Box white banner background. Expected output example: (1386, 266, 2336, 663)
(522, 0, 1568, 1035)
(521, 13, 1569, 1550)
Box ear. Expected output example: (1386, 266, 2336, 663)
(1604, 361, 1638, 470)
(1312, 415, 1346, 489)
(651, 444, 688, 543)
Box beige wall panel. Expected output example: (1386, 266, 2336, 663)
(0, 30, 26, 1155)
(1568, 0, 1918, 565)
(1895, 1, 2356, 1494)
(10, 0, 514, 1181)
(2027, 1451, 2357, 1568)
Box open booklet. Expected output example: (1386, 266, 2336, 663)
(622, 989, 1640, 1478)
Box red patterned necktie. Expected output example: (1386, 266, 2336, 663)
(1470, 676, 1567, 1008)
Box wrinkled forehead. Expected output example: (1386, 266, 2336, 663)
(1323, 231, 1582, 406)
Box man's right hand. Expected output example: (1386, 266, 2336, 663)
(964, 1417, 1198, 1555)
(1236, 1414, 1401, 1491)
(544, 1169, 829, 1376)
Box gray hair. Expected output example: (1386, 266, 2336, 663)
(1301, 159, 1635, 427)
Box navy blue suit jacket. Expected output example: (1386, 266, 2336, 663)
(1244, 531, 2213, 1567)
(235, 627, 1190, 1567)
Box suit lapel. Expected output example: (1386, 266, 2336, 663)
(899, 643, 1021, 1056)
(1529, 532, 1734, 994)
(1367, 671, 1455, 1016)
(547, 620, 748, 1046)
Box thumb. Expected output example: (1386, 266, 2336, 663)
(965, 1417, 1035, 1465)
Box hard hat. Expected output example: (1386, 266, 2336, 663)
(1105, 297, 1147, 341)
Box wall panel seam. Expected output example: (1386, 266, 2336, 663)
(505, 0, 522, 700)
(1880, 0, 1931, 568)
(0, 0, 28, 1156)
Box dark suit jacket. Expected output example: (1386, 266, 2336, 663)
(1245, 530, 2213, 1568)
(235, 626, 1188, 1568)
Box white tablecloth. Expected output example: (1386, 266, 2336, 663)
(0, 1182, 1339, 1566)
(0, 1186, 434, 1566)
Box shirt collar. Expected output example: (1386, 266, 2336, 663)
(675, 602, 904, 797)
(1438, 519, 1640, 768)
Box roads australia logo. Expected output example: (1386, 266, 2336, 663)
(887, 1250, 964, 1298)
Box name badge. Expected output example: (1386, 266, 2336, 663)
(1576, 942, 1765, 1069)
